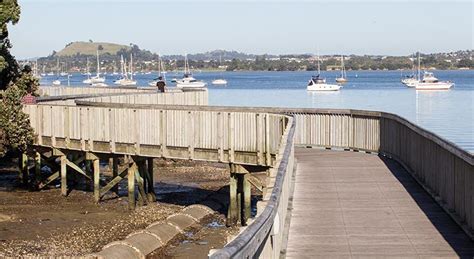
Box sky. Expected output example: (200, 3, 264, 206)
(8, 0, 474, 59)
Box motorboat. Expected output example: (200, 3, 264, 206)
(307, 75, 341, 91)
(307, 51, 341, 91)
(335, 55, 347, 83)
(212, 79, 227, 85)
(91, 82, 108, 87)
(52, 79, 61, 86)
(175, 54, 206, 89)
(176, 74, 207, 88)
(414, 71, 453, 90)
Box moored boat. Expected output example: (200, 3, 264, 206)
(415, 71, 453, 90)
(307, 51, 341, 91)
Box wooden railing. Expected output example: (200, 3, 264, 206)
(39, 86, 156, 96)
(83, 91, 208, 106)
(23, 104, 287, 167)
(38, 90, 209, 106)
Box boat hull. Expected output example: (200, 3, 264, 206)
(176, 82, 207, 88)
(415, 82, 453, 90)
(212, 79, 227, 85)
(307, 84, 341, 91)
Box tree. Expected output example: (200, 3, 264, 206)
(0, 0, 21, 90)
(0, 0, 36, 156)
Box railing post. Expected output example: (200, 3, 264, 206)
(93, 157, 100, 202)
(60, 154, 67, 196)
(128, 161, 136, 210)
(18, 153, 28, 187)
(227, 164, 239, 226)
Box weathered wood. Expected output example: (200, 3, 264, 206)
(34, 152, 41, 183)
(93, 158, 100, 202)
(242, 173, 251, 226)
(227, 169, 239, 226)
(112, 157, 119, 194)
(38, 171, 59, 189)
(60, 155, 67, 196)
(128, 163, 136, 210)
(18, 153, 28, 186)
(146, 157, 156, 202)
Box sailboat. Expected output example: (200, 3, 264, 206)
(148, 55, 166, 86)
(335, 55, 347, 83)
(402, 53, 420, 87)
(175, 54, 207, 89)
(33, 60, 42, 79)
(307, 52, 341, 91)
(82, 57, 92, 84)
(212, 55, 227, 85)
(60, 61, 68, 77)
(114, 54, 137, 86)
(90, 50, 106, 84)
(52, 58, 61, 86)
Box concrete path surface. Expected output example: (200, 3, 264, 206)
(286, 148, 474, 258)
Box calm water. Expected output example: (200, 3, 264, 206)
(40, 70, 474, 152)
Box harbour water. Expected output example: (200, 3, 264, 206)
(40, 70, 473, 152)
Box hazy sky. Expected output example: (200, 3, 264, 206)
(9, 0, 474, 59)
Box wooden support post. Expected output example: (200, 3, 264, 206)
(227, 165, 239, 226)
(147, 158, 156, 202)
(93, 158, 100, 202)
(242, 173, 252, 225)
(18, 153, 28, 186)
(60, 155, 67, 196)
(135, 167, 148, 207)
(112, 157, 119, 194)
(128, 163, 136, 210)
(34, 152, 41, 184)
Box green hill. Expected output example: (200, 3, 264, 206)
(55, 41, 130, 56)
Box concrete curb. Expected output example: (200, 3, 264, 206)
(94, 204, 215, 259)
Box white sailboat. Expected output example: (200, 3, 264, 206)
(52, 58, 61, 86)
(114, 54, 137, 86)
(212, 55, 227, 85)
(402, 53, 420, 87)
(176, 54, 207, 89)
(307, 52, 341, 91)
(148, 55, 166, 86)
(335, 55, 347, 84)
(90, 50, 106, 84)
(82, 57, 92, 84)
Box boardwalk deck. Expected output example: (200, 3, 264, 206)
(286, 148, 474, 258)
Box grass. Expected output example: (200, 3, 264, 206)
(56, 41, 130, 56)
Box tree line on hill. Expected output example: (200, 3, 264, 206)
(34, 46, 474, 74)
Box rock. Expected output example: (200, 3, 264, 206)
(0, 214, 11, 222)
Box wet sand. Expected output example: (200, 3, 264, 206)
(0, 158, 230, 257)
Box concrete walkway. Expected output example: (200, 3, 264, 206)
(286, 148, 474, 258)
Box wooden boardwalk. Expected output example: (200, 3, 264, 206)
(286, 148, 474, 258)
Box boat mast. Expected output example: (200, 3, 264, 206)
(341, 55, 346, 78)
(96, 50, 100, 77)
(417, 52, 421, 81)
(130, 53, 133, 80)
(86, 57, 90, 79)
(317, 52, 321, 76)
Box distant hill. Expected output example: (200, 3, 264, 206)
(55, 41, 130, 57)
